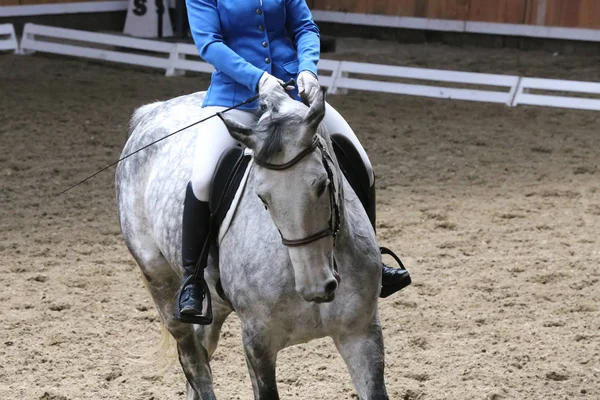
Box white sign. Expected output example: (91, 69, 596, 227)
(124, 0, 173, 38)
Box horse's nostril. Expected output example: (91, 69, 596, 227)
(325, 280, 338, 295)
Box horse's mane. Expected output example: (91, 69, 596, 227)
(255, 115, 301, 160)
(255, 89, 335, 166)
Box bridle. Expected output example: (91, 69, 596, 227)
(252, 136, 342, 248)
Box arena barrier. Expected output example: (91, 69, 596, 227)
(16, 23, 600, 111)
(19, 23, 173, 70)
(0, 24, 18, 52)
(165, 43, 215, 77)
(512, 77, 600, 111)
(331, 61, 519, 105)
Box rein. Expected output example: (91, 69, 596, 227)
(253, 136, 342, 248)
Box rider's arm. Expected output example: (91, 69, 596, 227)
(285, 0, 321, 78)
(186, 0, 265, 92)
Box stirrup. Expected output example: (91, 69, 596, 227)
(380, 246, 406, 270)
(174, 275, 213, 325)
(379, 246, 411, 298)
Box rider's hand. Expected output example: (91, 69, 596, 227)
(297, 70, 319, 105)
(258, 72, 293, 95)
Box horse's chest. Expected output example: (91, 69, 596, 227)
(219, 258, 293, 309)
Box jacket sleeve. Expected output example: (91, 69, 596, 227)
(185, 0, 265, 92)
(285, 0, 321, 77)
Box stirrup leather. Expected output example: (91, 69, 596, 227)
(174, 275, 213, 325)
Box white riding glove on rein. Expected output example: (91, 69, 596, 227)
(297, 70, 319, 105)
(258, 72, 294, 96)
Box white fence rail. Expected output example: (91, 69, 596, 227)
(333, 61, 519, 105)
(19, 23, 173, 69)
(13, 23, 600, 112)
(513, 77, 600, 111)
(166, 43, 215, 77)
(0, 24, 19, 52)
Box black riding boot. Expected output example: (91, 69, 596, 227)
(174, 182, 213, 325)
(366, 180, 412, 298)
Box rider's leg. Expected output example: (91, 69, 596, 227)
(322, 102, 411, 297)
(190, 107, 257, 201)
(323, 102, 374, 186)
(177, 106, 257, 323)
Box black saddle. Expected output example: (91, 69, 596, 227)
(329, 133, 371, 214)
(209, 145, 252, 231)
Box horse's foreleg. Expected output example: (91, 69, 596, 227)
(241, 326, 280, 400)
(333, 322, 389, 400)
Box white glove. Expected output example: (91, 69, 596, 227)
(258, 72, 293, 96)
(297, 70, 320, 105)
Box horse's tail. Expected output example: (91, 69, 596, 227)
(141, 271, 178, 367)
(122, 271, 178, 371)
(127, 101, 163, 138)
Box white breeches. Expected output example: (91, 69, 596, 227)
(190, 103, 374, 201)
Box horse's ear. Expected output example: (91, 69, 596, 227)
(218, 112, 257, 149)
(302, 87, 326, 133)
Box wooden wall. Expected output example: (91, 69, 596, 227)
(1, 0, 106, 5)
(309, 0, 600, 29)
(2, 0, 599, 30)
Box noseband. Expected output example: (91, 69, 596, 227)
(253, 136, 341, 247)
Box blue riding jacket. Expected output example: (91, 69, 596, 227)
(185, 0, 321, 110)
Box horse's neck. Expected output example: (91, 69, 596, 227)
(331, 177, 380, 278)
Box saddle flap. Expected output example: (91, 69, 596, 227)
(330, 133, 370, 210)
(209, 145, 252, 231)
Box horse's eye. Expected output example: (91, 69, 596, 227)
(257, 195, 268, 210)
(316, 178, 329, 197)
(260, 103, 267, 111)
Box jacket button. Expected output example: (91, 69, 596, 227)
(258, 25, 264, 31)
(262, 41, 268, 47)
(265, 58, 270, 64)
(256, 8, 262, 15)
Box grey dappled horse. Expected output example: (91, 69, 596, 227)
(115, 86, 389, 399)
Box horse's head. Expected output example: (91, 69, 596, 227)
(218, 87, 341, 303)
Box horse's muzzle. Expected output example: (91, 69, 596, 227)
(312, 292, 336, 303)
(302, 277, 338, 303)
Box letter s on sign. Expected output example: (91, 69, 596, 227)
(133, 0, 147, 16)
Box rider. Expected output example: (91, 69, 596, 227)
(178, 0, 411, 323)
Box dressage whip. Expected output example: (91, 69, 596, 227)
(56, 79, 295, 196)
